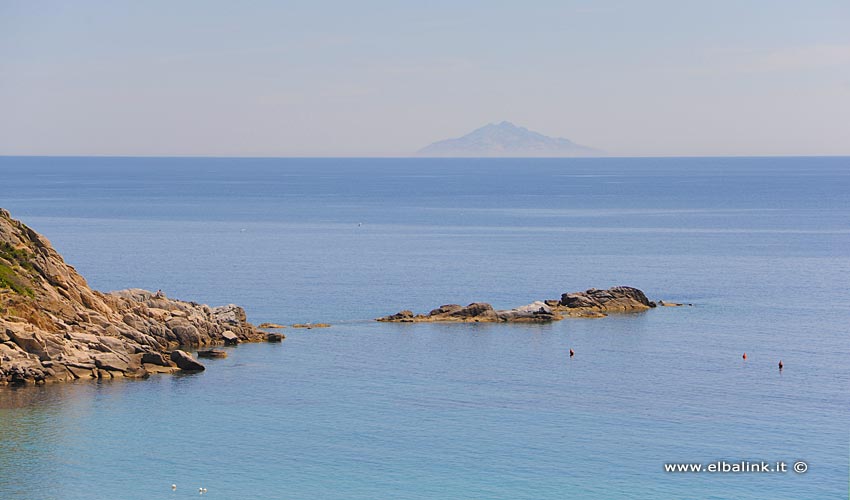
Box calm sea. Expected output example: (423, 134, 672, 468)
(0, 156, 848, 499)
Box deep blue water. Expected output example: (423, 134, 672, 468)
(0, 156, 848, 499)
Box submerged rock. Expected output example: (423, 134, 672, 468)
(197, 349, 227, 359)
(658, 300, 692, 307)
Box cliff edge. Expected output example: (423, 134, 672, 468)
(0, 209, 266, 385)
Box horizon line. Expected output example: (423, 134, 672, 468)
(2, 154, 849, 160)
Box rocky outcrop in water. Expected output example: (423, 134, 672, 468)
(376, 287, 655, 323)
(170, 350, 206, 371)
(0, 208, 268, 385)
(555, 286, 655, 317)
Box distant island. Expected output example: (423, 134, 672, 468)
(417, 121, 602, 157)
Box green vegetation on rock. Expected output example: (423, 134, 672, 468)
(0, 262, 34, 297)
(0, 242, 35, 296)
(0, 241, 34, 271)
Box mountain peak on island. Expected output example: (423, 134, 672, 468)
(418, 122, 601, 157)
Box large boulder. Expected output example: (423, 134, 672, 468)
(559, 292, 598, 309)
(170, 350, 205, 371)
(222, 331, 239, 345)
(559, 286, 655, 312)
(141, 351, 169, 366)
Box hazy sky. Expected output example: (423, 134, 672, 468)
(1, 1, 848, 156)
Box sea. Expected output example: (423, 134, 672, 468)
(0, 156, 847, 499)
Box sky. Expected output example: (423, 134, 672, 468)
(1, 0, 848, 157)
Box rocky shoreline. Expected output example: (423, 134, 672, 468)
(0, 208, 278, 386)
(377, 286, 656, 323)
(0, 207, 663, 386)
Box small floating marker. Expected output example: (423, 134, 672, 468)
(172, 484, 176, 490)
(569, 348, 575, 357)
(778, 360, 783, 370)
(358, 222, 362, 227)
(742, 353, 747, 360)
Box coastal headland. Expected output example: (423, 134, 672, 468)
(0, 208, 275, 385)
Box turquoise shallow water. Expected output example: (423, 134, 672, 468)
(0, 156, 848, 499)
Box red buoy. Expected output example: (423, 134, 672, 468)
(742, 353, 747, 360)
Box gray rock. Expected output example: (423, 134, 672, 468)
(93, 352, 131, 372)
(560, 286, 654, 310)
(141, 352, 168, 366)
(212, 304, 247, 325)
(559, 292, 598, 308)
(496, 301, 558, 322)
(428, 304, 463, 316)
(5, 329, 47, 358)
(222, 331, 239, 345)
(170, 350, 205, 371)
(513, 301, 552, 314)
(167, 318, 201, 346)
(98, 335, 135, 355)
(448, 302, 498, 320)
